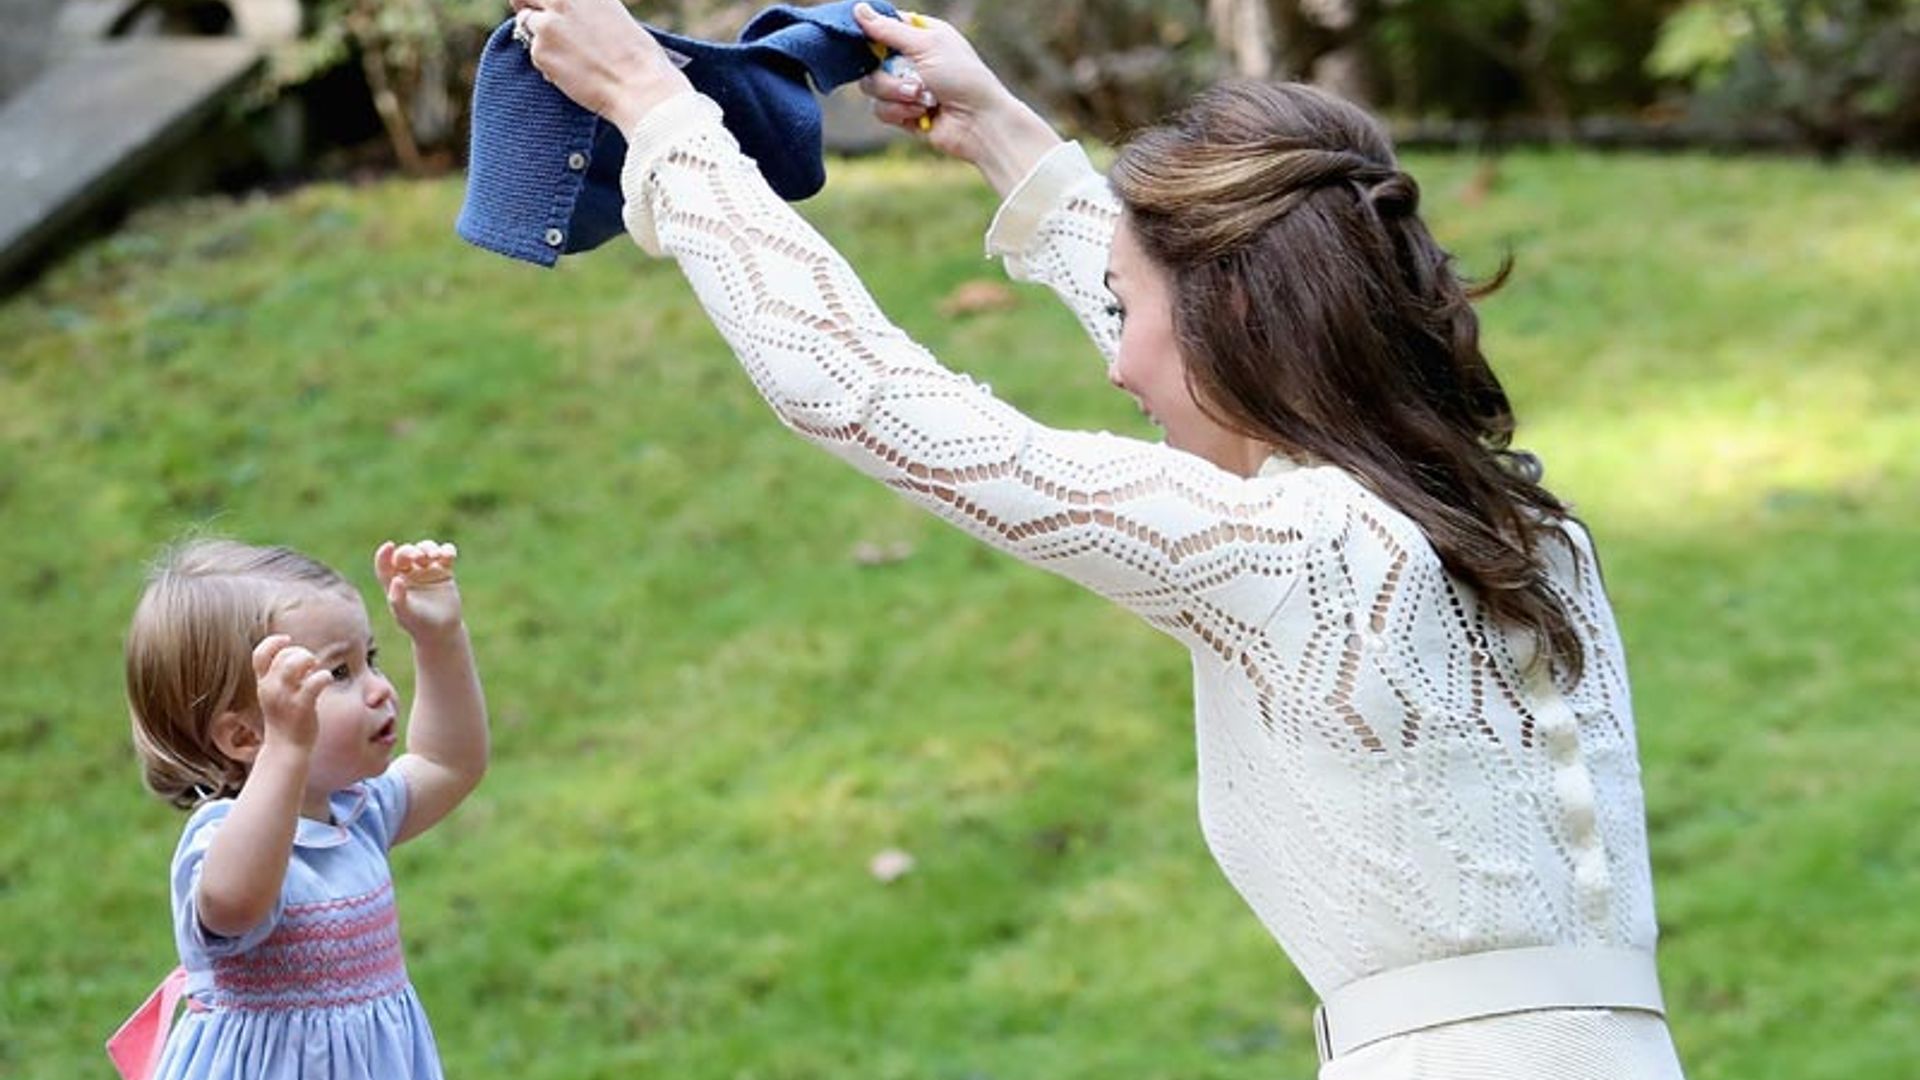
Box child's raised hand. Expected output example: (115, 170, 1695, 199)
(253, 633, 327, 750)
(376, 539, 464, 640)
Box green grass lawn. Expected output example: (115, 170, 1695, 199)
(2, 148, 1915, 1079)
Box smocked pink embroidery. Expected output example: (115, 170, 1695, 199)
(211, 881, 409, 1011)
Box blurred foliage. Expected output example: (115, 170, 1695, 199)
(256, 0, 501, 172)
(1369, 0, 1678, 125)
(945, 0, 1920, 150)
(235, 0, 1919, 166)
(954, 0, 1215, 141)
(916, 0, 1679, 137)
(1650, 0, 1920, 152)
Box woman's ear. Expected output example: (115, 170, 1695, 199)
(209, 710, 263, 765)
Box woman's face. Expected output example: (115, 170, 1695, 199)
(1105, 222, 1254, 473)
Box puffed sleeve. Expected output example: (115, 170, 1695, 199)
(169, 802, 281, 960)
(355, 763, 412, 852)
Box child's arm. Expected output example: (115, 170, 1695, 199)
(195, 635, 327, 938)
(379, 539, 489, 846)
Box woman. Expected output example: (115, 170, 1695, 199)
(509, 1, 1686, 1075)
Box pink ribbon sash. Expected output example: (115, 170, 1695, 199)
(106, 965, 188, 1080)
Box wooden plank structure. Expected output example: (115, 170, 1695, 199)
(0, 36, 263, 282)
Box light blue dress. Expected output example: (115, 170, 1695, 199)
(152, 766, 443, 1080)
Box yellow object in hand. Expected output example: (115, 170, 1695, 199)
(875, 11, 933, 131)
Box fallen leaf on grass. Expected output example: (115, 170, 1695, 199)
(937, 280, 1019, 318)
(869, 848, 916, 883)
(852, 540, 914, 567)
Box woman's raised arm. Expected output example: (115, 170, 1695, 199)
(614, 93, 1317, 648)
(517, 0, 1322, 648)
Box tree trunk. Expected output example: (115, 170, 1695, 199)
(1299, 0, 1377, 103)
(1210, 0, 1277, 79)
(1520, 0, 1573, 141)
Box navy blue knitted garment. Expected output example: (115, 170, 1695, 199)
(457, 0, 897, 267)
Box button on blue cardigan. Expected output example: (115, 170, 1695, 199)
(458, 0, 899, 267)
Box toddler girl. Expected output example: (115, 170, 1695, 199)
(108, 537, 489, 1080)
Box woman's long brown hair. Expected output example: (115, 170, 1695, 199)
(1109, 80, 1585, 680)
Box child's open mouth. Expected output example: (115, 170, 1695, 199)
(372, 718, 397, 746)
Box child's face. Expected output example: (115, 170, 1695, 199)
(271, 588, 400, 815)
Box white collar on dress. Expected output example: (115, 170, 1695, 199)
(291, 784, 371, 849)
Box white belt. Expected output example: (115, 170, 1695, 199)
(1312, 946, 1667, 1063)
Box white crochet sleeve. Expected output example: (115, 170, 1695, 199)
(983, 141, 1124, 366)
(621, 94, 1320, 644)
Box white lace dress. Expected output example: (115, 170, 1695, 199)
(618, 92, 1685, 1079)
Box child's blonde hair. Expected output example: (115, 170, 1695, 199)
(126, 538, 353, 810)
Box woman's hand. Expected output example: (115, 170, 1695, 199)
(853, 3, 1062, 196)
(511, 0, 694, 136)
(377, 539, 464, 643)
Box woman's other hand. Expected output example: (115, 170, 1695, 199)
(854, 3, 1061, 196)
(511, 0, 694, 136)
